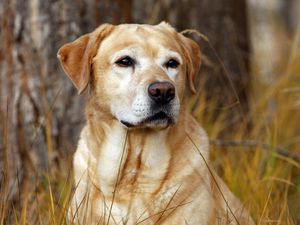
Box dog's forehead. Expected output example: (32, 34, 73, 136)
(99, 24, 182, 55)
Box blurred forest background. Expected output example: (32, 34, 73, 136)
(0, 0, 300, 224)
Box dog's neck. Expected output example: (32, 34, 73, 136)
(84, 103, 188, 196)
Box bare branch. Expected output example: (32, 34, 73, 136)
(210, 139, 300, 162)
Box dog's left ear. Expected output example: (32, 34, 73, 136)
(57, 24, 114, 94)
(181, 36, 201, 94)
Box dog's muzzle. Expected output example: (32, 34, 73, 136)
(121, 81, 178, 129)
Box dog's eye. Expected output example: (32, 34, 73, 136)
(165, 59, 179, 69)
(115, 56, 134, 67)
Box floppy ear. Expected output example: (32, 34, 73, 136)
(181, 36, 201, 94)
(57, 24, 114, 94)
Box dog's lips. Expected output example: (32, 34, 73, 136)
(146, 111, 169, 121)
(120, 111, 175, 128)
(120, 120, 135, 128)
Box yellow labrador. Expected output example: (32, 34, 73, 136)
(58, 22, 254, 225)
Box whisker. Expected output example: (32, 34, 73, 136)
(186, 132, 241, 225)
(106, 130, 129, 225)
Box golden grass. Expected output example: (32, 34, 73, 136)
(205, 39, 300, 224)
(5, 69, 298, 225)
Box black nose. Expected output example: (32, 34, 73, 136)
(148, 81, 175, 104)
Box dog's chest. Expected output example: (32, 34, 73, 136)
(91, 130, 177, 224)
(95, 127, 171, 197)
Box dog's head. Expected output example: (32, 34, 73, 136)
(58, 22, 201, 129)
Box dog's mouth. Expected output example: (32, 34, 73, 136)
(146, 111, 170, 122)
(121, 111, 175, 129)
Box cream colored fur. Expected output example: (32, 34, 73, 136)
(58, 22, 254, 225)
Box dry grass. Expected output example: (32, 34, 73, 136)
(195, 33, 300, 224)
(2, 64, 299, 225)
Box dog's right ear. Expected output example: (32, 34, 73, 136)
(57, 24, 114, 94)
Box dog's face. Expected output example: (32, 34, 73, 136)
(58, 23, 201, 129)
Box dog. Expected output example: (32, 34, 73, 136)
(58, 22, 254, 225)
